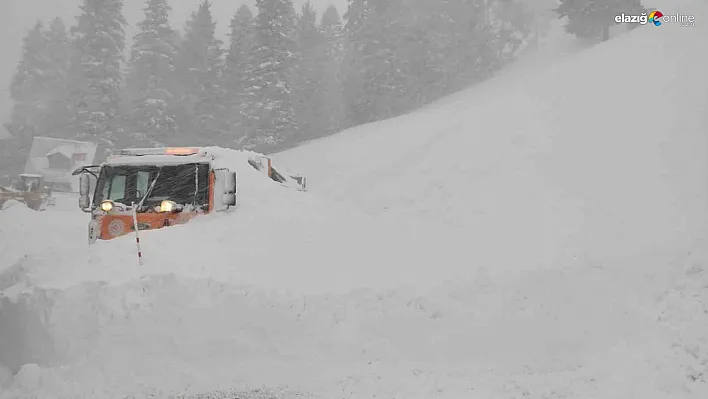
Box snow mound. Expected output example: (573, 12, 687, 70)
(276, 9, 708, 263)
(0, 199, 25, 211)
(1, 147, 471, 300)
(654, 236, 708, 393)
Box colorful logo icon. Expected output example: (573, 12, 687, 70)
(649, 10, 664, 26)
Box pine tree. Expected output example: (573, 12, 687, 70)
(556, 0, 643, 41)
(67, 0, 127, 148)
(9, 21, 49, 143)
(321, 6, 344, 59)
(241, 0, 298, 149)
(439, 0, 497, 87)
(292, 2, 329, 139)
(343, 0, 411, 124)
(341, 0, 371, 126)
(402, 0, 454, 101)
(387, 0, 453, 109)
(125, 0, 179, 146)
(343, 0, 370, 37)
(222, 4, 255, 146)
(176, 0, 225, 145)
(555, 0, 600, 40)
(338, 0, 535, 130)
(8, 18, 72, 144)
(42, 18, 72, 137)
(319, 5, 345, 134)
(488, 0, 533, 67)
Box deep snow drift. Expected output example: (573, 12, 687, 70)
(1, 2, 707, 398)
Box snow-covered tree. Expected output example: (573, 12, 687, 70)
(175, 0, 225, 145)
(292, 2, 329, 139)
(381, 0, 453, 109)
(342, 0, 412, 124)
(343, 0, 370, 37)
(9, 18, 72, 143)
(43, 18, 72, 133)
(9, 21, 49, 142)
(319, 5, 345, 134)
(66, 0, 127, 148)
(556, 0, 644, 41)
(399, 0, 454, 102)
(222, 4, 255, 145)
(440, 0, 497, 86)
(125, 0, 179, 146)
(488, 0, 533, 67)
(341, 0, 370, 126)
(338, 0, 533, 129)
(241, 0, 298, 149)
(321, 6, 344, 60)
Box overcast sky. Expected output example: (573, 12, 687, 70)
(0, 0, 347, 126)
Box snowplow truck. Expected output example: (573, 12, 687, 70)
(72, 147, 306, 243)
(0, 174, 54, 211)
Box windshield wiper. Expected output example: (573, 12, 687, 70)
(137, 168, 162, 209)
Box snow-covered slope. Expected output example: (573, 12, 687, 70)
(276, 8, 707, 268)
(1, 2, 707, 397)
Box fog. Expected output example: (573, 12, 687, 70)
(0, 0, 346, 123)
(0, 0, 706, 397)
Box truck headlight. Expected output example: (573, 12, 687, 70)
(100, 200, 114, 212)
(159, 200, 177, 213)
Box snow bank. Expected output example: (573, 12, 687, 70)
(0, 147, 478, 396)
(653, 236, 708, 395)
(1, 251, 700, 398)
(2, 147, 466, 296)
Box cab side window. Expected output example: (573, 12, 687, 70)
(136, 171, 150, 198)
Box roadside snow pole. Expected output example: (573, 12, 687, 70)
(131, 202, 143, 265)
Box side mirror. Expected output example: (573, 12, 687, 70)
(224, 172, 237, 194)
(214, 170, 238, 210)
(78, 174, 91, 211)
(223, 193, 236, 206)
(223, 172, 238, 207)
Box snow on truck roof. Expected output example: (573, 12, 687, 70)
(105, 154, 213, 166)
(104, 147, 215, 166)
(101, 147, 276, 173)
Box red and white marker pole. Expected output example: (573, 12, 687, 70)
(131, 202, 143, 265)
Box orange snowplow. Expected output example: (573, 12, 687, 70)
(0, 174, 54, 211)
(73, 147, 306, 243)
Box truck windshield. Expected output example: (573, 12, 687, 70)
(94, 163, 210, 209)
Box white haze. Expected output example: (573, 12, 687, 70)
(0, 0, 347, 124)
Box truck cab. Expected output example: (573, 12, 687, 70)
(73, 147, 239, 243)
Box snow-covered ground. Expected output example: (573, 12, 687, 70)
(1, 1, 707, 397)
